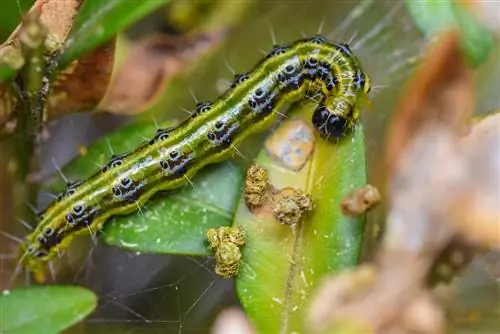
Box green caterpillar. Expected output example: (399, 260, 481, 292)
(20, 35, 371, 282)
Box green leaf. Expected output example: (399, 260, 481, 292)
(405, 0, 456, 34)
(0, 0, 34, 43)
(59, 0, 171, 69)
(452, 4, 496, 67)
(0, 64, 17, 83)
(235, 103, 367, 333)
(405, 0, 495, 67)
(42, 121, 244, 256)
(103, 161, 243, 255)
(0, 286, 96, 334)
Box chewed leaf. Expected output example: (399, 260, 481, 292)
(59, 0, 171, 69)
(234, 103, 367, 333)
(42, 121, 244, 256)
(0, 286, 96, 334)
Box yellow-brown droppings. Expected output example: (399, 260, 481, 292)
(206, 225, 246, 278)
(243, 164, 270, 209)
(272, 188, 313, 227)
(214, 243, 242, 278)
(292, 189, 314, 212)
(207, 226, 245, 250)
(340, 184, 381, 218)
(206, 228, 221, 250)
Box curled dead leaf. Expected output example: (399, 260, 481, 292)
(452, 112, 500, 248)
(0, 0, 115, 128)
(385, 124, 465, 255)
(8, 0, 80, 41)
(99, 30, 229, 115)
(383, 30, 474, 178)
(382, 29, 476, 257)
(3, 0, 81, 50)
(47, 40, 115, 118)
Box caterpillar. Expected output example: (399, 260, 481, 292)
(19, 35, 371, 282)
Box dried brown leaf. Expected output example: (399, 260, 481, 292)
(3, 0, 81, 49)
(47, 40, 115, 118)
(381, 30, 476, 256)
(99, 30, 229, 114)
(383, 30, 474, 177)
(452, 112, 500, 248)
(0, 0, 116, 127)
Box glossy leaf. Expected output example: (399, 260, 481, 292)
(0, 286, 96, 334)
(42, 121, 244, 256)
(103, 161, 243, 255)
(59, 0, 171, 69)
(405, 0, 495, 67)
(235, 103, 367, 333)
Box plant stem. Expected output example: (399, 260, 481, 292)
(10, 12, 49, 224)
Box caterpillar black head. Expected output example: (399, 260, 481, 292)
(311, 105, 351, 140)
